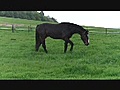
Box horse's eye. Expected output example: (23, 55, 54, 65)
(87, 34, 89, 37)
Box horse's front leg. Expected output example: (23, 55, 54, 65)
(69, 40, 74, 51)
(64, 38, 74, 53)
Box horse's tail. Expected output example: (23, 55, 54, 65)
(35, 25, 40, 49)
(36, 25, 40, 40)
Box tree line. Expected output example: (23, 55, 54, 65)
(0, 11, 58, 23)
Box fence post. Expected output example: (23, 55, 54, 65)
(28, 26, 30, 32)
(105, 28, 107, 34)
(30, 25, 32, 31)
(28, 25, 32, 32)
(12, 24, 15, 33)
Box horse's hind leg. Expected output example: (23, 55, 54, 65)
(41, 40, 48, 53)
(35, 40, 41, 51)
(64, 41, 68, 53)
(63, 38, 69, 53)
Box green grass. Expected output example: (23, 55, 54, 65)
(0, 16, 57, 32)
(1, 29, 120, 80)
(0, 16, 57, 27)
(0, 16, 120, 80)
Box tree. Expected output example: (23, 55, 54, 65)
(40, 11, 44, 16)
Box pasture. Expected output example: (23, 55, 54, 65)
(1, 27, 120, 80)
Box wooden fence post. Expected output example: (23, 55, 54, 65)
(12, 24, 15, 33)
(105, 28, 107, 34)
(28, 26, 30, 32)
(28, 25, 32, 32)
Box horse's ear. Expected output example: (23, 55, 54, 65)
(86, 30, 89, 34)
(83, 30, 88, 34)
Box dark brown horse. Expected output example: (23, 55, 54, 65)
(35, 22, 89, 53)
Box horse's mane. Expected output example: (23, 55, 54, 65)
(60, 22, 83, 28)
(60, 22, 79, 26)
(60, 22, 85, 31)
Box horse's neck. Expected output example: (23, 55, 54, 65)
(73, 29, 84, 36)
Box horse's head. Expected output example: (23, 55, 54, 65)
(81, 30, 89, 46)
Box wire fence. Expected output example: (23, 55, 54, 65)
(1, 24, 120, 34)
(84, 26, 120, 34)
(0, 24, 36, 32)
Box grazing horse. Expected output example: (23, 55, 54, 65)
(35, 22, 89, 53)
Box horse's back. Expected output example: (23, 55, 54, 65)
(36, 23, 69, 32)
(36, 23, 70, 39)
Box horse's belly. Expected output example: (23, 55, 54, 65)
(48, 32, 63, 39)
(49, 35, 61, 39)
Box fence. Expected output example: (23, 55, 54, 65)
(0, 24, 36, 32)
(84, 26, 120, 34)
(1, 24, 120, 34)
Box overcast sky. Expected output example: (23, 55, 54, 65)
(39, 11, 120, 28)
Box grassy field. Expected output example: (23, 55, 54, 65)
(1, 29, 120, 80)
(0, 16, 57, 31)
(0, 16, 120, 80)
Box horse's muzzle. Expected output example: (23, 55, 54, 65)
(85, 43, 89, 46)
